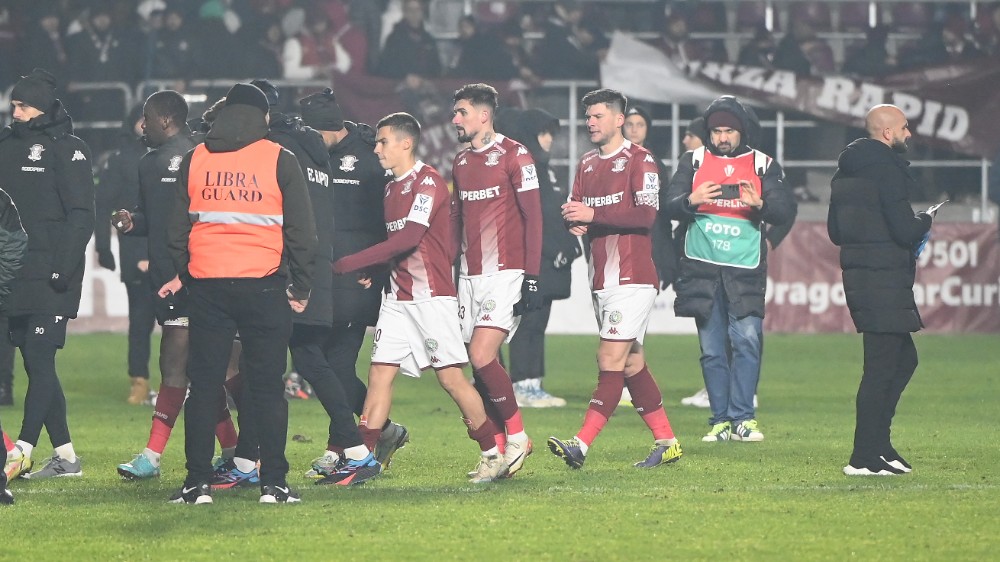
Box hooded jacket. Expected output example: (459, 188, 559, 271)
(167, 104, 316, 298)
(828, 137, 931, 333)
(0, 100, 95, 317)
(268, 111, 334, 326)
(662, 96, 796, 322)
(496, 107, 580, 300)
(329, 121, 387, 326)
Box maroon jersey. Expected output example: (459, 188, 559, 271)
(383, 162, 456, 301)
(571, 139, 660, 291)
(452, 134, 542, 276)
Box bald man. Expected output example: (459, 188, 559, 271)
(827, 104, 935, 476)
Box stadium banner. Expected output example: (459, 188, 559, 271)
(601, 32, 1000, 158)
(548, 221, 1000, 335)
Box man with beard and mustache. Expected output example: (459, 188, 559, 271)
(450, 83, 542, 477)
(662, 95, 796, 445)
(112, 91, 241, 482)
(828, 104, 934, 476)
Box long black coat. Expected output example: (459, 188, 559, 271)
(329, 122, 388, 326)
(828, 138, 931, 333)
(0, 101, 95, 318)
(268, 113, 335, 327)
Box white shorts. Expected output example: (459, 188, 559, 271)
(371, 298, 469, 378)
(591, 285, 657, 344)
(458, 270, 523, 343)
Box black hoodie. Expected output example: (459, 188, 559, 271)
(828, 137, 931, 333)
(167, 105, 316, 298)
(0, 100, 95, 317)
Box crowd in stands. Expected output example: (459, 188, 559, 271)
(1, 0, 996, 99)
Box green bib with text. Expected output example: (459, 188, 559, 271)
(684, 214, 761, 269)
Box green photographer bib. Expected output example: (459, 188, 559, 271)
(684, 214, 761, 269)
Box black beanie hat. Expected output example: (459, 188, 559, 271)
(299, 88, 345, 131)
(11, 68, 58, 112)
(250, 79, 279, 108)
(225, 83, 269, 115)
(625, 106, 652, 129)
(686, 116, 707, 139)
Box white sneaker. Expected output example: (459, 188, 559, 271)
(468, 454, 508, 483)
(503, 434, 532, 476)
(514, 379, 567, 408)
(680, 388, 710, 408)
(619, 387, 633, 407)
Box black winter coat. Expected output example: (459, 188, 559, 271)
(0, 101, 95, 318)
(130, 131, 196, 311)
(329, 122, 388, 326)
(662, 97, 796, 322)
(95, 127, 149, 284)
(0, 188, 28, 310)
(828, 138, 931, 333)
(268, 113, 335, 327)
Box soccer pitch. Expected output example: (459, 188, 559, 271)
(3, 332, 998, 561)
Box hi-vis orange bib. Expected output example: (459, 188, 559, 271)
(187, 140, 284, 278)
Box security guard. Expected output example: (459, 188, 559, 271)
(166, 83, 316, 504)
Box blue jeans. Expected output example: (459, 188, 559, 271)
(696, 284, 762, 426)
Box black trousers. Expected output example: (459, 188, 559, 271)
(125, 277, 156, 379)
(289, 323, 364, 449)
(508, 299, 553, 383)
(327, 322, 369, 416)
(10, 315, 70, 448)
(0, 315, 14, 387)
(852, 332, 918, 464)
(184, 276, 291, 487)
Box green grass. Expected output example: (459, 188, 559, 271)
(3, 332, 999, 561)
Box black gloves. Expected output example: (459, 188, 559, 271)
(512, 274, 543, 316)
(98, 249, 116, 271)
(50, 272, 69, 293)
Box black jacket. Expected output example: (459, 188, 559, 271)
(0, 188, 28, 311)
(496, 108, 580, 300)
(329, 121, 387, 326)
(95, 121, 149, 285)
(268, 112, 334, 327)
(828, 138, 931, 333)
(0, 101, 95, 318)
(167, 105, 316, 298)
(662, 97, 796, 322)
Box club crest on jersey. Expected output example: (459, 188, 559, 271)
(401, 180, 413, 194)
(609, 310, 623, 325)
(28, 144, 44, 161)
(485, 151, 501, 167)
(424, 338, 438, 353)
(724, 164, 735, 177)
(168, 155, 182, 172)
(611, 157, 628, 173)
(340, 155, 358, 172)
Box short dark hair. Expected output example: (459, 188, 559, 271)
(145, 90, 188, 126)
(453, 83, 498, 112)
(377, 112, 421, 147)
(581, 88, 627, 115)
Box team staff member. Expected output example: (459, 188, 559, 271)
(829, 104, 932, 476)
(112, 91, 240, 482)
(333, 112, 508, 483)
(451, 83, 542, 476)
(298, 88, 407, 482)
(0, 68, 94, 481)
(166, 83, 316, 505)
(662, 95, 796, 444)
(548, 89, 682, 469)
(0, 187, 28, 503)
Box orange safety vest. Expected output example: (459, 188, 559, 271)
(187, 140, 284, 279)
